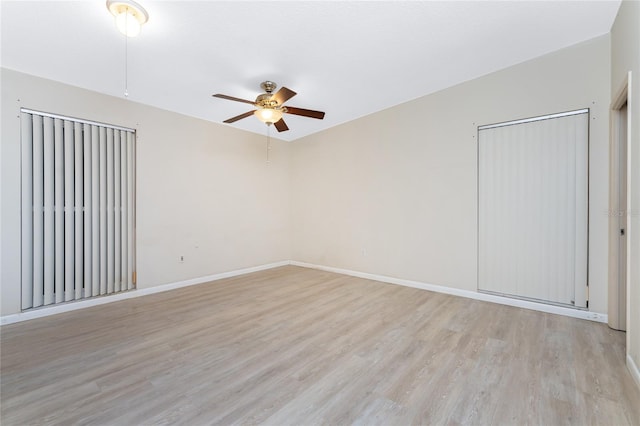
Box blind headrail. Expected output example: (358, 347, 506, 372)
(478, 108, 589, 130)
(20, 108, 136, 133)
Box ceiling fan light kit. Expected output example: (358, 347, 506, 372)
(213, 81, 325, 132)
(255, 108, 283, 124)
(106, 0, 148, 37)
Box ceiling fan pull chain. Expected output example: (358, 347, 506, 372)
(124, 12, 129, 98)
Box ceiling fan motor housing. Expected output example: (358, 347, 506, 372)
(255, 93, 278, 108)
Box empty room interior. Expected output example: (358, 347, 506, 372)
(1, 1, 639, 424)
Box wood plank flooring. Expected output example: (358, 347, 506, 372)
(1, 266, 639, 425)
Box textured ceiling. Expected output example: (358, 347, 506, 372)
(1, 1, 621, 141)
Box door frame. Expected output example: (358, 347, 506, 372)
(608, 72, 632, 332)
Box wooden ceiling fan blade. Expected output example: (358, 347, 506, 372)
(223, 110, 255, 123)
(213, 94, 256, 105)
(274, 118, 289, 132)
(285, 106, 325, 120)
(271, 87, 297, 106)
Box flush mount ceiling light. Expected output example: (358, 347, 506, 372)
(107, 0, 148, 37)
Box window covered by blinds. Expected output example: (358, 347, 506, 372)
(478, 109, 588, 308)
(20, 109, 136, 310)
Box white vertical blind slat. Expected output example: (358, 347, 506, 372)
(21, 113, 34, 310)
(127, 132, 135, 289)
(54, 119, 64, 303)
(574, 115, 589, 306)
(83, 124, 92, 298)
(63, 120, 75, 302)
(106, 128, 115, 294)
(114, 130, 121, 292)
(43, 117, 55, 305)
(32, 115, 45, 308)
(120, 132, 128, 291)
(91, 125, 101, 297)
(74, 122, 84, 300)
(99, 127, 108, 295)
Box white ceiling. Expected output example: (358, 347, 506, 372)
(1, 1, 621, 141)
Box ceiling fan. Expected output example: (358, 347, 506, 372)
(213, 81, 325, 132)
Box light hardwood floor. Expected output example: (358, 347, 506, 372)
(1, 266, 639, 425)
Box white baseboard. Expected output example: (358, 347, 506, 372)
(0, 260, 290, 326)
(290, 261, 608, 323)
(628, 354, 640, 390)
(2, 259, 609, 326)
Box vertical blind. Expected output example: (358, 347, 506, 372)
(478, 110, 588, 308)
(21, 110, 136, 310)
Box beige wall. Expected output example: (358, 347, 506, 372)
(611, 0, 640, 379)
(1, 69, 291, 316)
(291, 35, 611, 313)
(0, 34, 617, 322)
